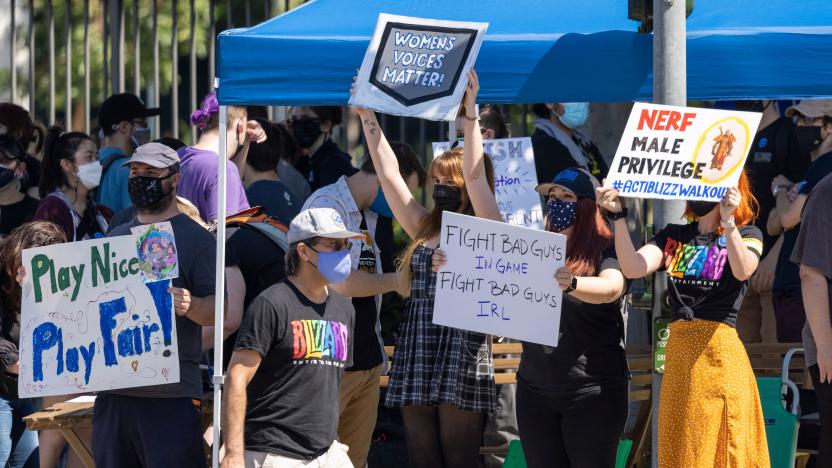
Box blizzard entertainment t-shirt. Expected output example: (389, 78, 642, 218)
(235, 280, 354, 460)
(650, 223, 763, 326)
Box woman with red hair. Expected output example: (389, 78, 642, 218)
(516, 167, 629, 468)
(597, 171, 769, 467)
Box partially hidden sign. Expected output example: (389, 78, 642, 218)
(433, 138, 543, 230)
(433, 212, 566, 346)
(605, 103, 762, 201)
(349, 14, 488, 121)
(19, 230, 180, 397)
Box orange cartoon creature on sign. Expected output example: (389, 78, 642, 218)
(710, 127, 736, 171)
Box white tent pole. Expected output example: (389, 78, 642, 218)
(212, 104, 228, 468)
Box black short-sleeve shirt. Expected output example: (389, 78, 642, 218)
(650, 223, 763, 326)
(235, 280, 354, 460)
(517, 247, 628, 394)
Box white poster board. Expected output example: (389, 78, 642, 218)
(604, 103, 762, 201)
(433, 212, 566, 346)
(433, 137, 543, 230)
(19, 228, 180, 397)
(349, 14, 488, 121)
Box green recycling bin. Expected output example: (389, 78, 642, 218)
(757, 348, 802, 468)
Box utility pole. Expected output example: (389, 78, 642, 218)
(651, 0, 687, 466)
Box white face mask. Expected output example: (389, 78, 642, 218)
(78, 161, 103, 190)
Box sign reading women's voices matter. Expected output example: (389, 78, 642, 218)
(350, 14, 488, 121)
(433, 212, 566, 346)
(19, 227, 180, 397)
(605, 103, 762, 201)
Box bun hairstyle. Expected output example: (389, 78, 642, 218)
(190, 91, 219, 129)
(39, 127, 93, 198)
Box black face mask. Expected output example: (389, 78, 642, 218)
(128, 172, 177, 210)
(795, 125, 824, 155)
(291, 118, 323, 149)
(433, 184, 462, 212)
(687, 200, 717, 217)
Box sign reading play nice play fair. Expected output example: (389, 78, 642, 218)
(19, 228, 180, 397)
(349, 14, 488, 121)
(604, 103, 762, 201)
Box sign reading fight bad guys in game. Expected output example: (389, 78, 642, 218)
(349, 14, 488, 121)
(433, 138, 543, 230)
(18, 225, 180, 397)
(433, 212, 566, 346)
(605, 103, 762, 201)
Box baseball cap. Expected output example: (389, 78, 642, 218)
(122, 142, 180, 169)
(785, 100, 832, 119)
(98, 93, 161, 130)
(535, 167, 600, 200)
(288, 208, 363, 244)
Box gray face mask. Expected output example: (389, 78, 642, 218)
(131, 127, 152, 147)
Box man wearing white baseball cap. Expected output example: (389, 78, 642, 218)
(222, 207, 363, 468)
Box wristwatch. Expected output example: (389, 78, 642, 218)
(605, 207, 629, 221)
(564, 276, 578, 293)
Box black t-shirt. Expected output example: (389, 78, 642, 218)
(531, 128, 608, 185)
(235, 280, 354, 459)
(349, 213, 385, 371)
(108, 213, 217, 399)
(650, 223, 763, 326)
(294, 139, 357, 192)
(0, 195, 39, 237)
(774, 152, 832, 296)
(744, 117, 807, 252)
(223, 227, 287, 368)
(245, 180, 301, 226)
(517, 247, 628, 394)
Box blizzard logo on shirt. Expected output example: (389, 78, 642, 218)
(291, 319, 349, 367)
(662, 238, 727, 285)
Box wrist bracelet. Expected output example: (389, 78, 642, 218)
(606, 207, 629, 221)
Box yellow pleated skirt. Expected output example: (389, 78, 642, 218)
(658, 320, 770, 468)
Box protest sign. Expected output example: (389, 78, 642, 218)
(349, 14, 488, 121)
(605, 103, 762, 201)
(433, 138, 543, 230)
(18, 231, 180, 397)
(433, 212, 566, 346)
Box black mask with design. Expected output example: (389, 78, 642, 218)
(795, 125, 824, 155)
(687, 200, 717, 217)
(291, 118, 323, 149)
(433, 184, 463, 212)
(128, 172, 177, 210)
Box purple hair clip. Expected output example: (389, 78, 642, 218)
(190, 90, 219, 128)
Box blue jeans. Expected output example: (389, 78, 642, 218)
(0, 396, 38, 468)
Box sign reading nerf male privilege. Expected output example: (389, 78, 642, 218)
(349, 14, 488, 121)
(433, 212, 566, 346)
(605, 103, 762, 201)
(433, 138, 543, 229)
(18, 231, 180, 397)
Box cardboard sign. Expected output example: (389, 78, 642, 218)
(433, 212, 566, 346)
(605, 103, 762, 201)
(19, 233, 180, 397)
(349, 14, 488, 121)
(433, 138, 543, 229)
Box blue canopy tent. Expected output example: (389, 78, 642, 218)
(217, 0, 832, 105)
(209, 2, 832, 465)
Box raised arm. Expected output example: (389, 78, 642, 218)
(461, 70, 502, 222)
(353, 106, 430, 238)
(596, 187, 663, 279)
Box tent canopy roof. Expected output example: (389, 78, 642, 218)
(217, 0, 832, 105)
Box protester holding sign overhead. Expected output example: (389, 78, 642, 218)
(0, 221, 65, 468)
(597, 172, 769, 467)
(93, 143, 217, 468)
(530, 103, 608, 184)
(353, 69, 500, 468)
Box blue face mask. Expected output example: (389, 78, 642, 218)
(310, 247, 352, 284)
(369, 187, 393, 218)
(546, 198, 577, 233)
(559, 103, 590, 129)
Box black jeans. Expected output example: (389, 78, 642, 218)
(516, 382, 628, 468)
(809, 365, 832, 468)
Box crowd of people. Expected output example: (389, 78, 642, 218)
(0, 73, 831, 468)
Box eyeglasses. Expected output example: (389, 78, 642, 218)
(793, 115, 823, 126)
(312, 240, 352, 251)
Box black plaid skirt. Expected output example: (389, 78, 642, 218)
(384, 244, 496, 413)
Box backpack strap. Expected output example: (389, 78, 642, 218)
(101, 153, 130, 178)
(225, 206, 290, 252)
